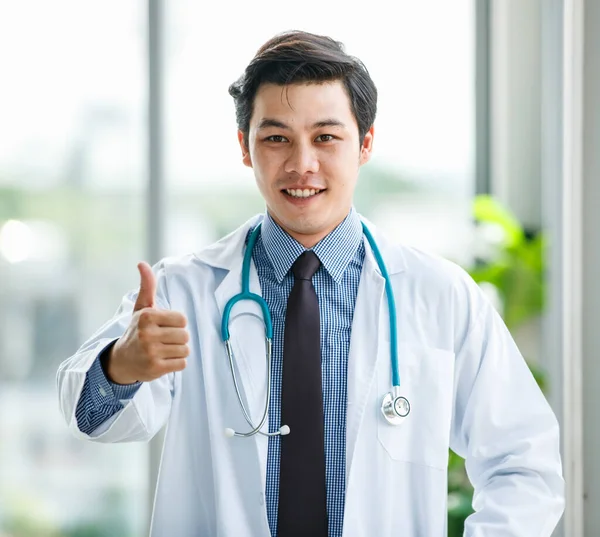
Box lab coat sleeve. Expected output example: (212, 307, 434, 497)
(56, 261, 175, 444)
(449, 287, 565, 537)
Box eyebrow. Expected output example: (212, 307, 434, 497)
(256, 118, 347, 130)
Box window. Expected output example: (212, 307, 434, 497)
(0, 2, 148, 536)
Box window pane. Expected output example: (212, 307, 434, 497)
(0, 2, 148, 536)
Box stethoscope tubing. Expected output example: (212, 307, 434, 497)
(221, 221, 405, 437)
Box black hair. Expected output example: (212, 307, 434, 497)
(228, 30, 378, 148)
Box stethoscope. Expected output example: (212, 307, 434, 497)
(222, 222, 410, 438)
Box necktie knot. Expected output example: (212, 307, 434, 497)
(292, 250, 321, 281)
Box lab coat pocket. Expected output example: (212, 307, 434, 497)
(376, 343, 455, 469)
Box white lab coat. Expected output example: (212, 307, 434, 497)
(57, 215, 564, 537)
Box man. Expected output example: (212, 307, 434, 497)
(57, 30, 564, 536)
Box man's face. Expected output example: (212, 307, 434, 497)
(238, 81, 374, 247)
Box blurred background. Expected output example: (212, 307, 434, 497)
(0, 0, 598, 535)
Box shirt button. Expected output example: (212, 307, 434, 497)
(99, 387, 107, 397)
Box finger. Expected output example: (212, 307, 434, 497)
(160, 358, 188, 374)
(134, 262, 157, 312)
(160, 344, 190, 359)
(154, 310, 188, 328)
(157, 327, 189, 345)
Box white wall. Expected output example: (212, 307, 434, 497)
(582, 0, 600, 531)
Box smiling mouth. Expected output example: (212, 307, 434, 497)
(283, 188, 325, 199)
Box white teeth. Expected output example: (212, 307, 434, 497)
(286, 188, 322, 198)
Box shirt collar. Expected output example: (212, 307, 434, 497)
(261, 208, 363, 284)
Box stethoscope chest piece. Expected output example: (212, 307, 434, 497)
(381, 391, 410, 426)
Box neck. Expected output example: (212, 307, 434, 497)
(269, 211, 351, 249)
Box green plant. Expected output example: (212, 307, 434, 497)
(469, 195, 546, 332)
(447, 195, 547, 535)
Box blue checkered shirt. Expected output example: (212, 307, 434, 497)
(75, 209, 365, 537)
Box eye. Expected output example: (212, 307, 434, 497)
(316, 134, 335, 142)
(265, 135, 288, 143)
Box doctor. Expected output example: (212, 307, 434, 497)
(57, 30, 564, 536)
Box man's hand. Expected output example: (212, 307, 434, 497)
(104, 262, 190, 385)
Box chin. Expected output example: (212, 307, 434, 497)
(292, 219, 337, 243)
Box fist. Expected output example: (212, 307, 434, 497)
(104, 262, 190, 385)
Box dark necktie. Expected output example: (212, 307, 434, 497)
(277, 250, 328, 537)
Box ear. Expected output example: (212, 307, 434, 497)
(237, 130, 253, 168)
(359, 125, 375, 166)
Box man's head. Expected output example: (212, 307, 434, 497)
(229, 31, 377, 247)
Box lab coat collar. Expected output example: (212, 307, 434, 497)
(192, 214, 264, 271)
(193, 213, 407, 277)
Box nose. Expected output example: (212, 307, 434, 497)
(284, 142, 320, 176)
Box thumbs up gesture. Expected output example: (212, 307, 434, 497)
(133, 261, 158, 310)
(104, 262, 190, 385)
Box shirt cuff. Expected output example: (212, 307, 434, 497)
(90, 341, 142, 404)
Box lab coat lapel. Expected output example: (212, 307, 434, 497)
(345, 221, 406, 484)
(345, 246, 385, 482)
(214, 256, 268, 425)
(207, 217, 270, 485)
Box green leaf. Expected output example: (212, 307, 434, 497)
(473, 195, 524, 248)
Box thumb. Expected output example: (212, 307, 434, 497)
(134, 261, 157, 311)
